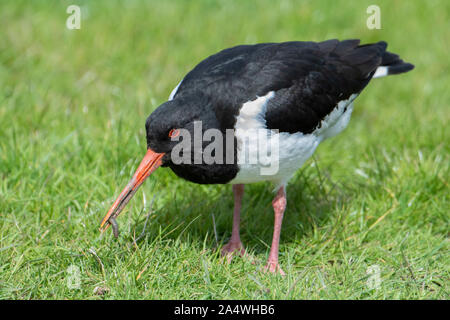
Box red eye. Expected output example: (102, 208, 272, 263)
(168, 129, 180, 138)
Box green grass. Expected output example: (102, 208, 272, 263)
(0, 0, 448, 299)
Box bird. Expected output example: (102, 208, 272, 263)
(99, 39, 414, 275)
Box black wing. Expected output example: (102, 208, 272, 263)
(172, 40, 399, 133)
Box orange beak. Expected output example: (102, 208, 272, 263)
(99, 148, 164, 235)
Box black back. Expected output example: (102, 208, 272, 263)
(172, 39, 390, 134)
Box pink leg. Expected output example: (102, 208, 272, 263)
(264, 186, 286, 276)
(221, 184, 246, 262)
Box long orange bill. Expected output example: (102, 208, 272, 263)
(99, 148, 164, 235)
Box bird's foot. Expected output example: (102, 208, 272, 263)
(221, 241, 246, 263)
(263, 260, 286, 276)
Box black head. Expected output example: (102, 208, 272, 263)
(145, 99, 196, 153)
(144, 95, 238, 184)
(145, 94, 221, 163)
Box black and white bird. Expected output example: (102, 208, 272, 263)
(100, 39, 414, 275)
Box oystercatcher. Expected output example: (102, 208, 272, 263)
(100, 39, 414, 275)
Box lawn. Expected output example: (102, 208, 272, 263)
(0, 0, 448, 299)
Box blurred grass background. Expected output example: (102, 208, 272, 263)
(0, 0, 448, 299)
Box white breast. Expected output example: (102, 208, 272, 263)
(230, 92, 356, 187)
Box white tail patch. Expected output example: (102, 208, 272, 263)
(372, 66, 388, 78)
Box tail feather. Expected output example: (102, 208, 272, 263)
(373, 47, 414, 78)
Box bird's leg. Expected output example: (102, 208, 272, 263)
(264, 186, 286, 276)
(221, 184, 246, 262)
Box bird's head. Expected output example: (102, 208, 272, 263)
(145, 98, 205, 156)
(99, 95, 215, 234)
